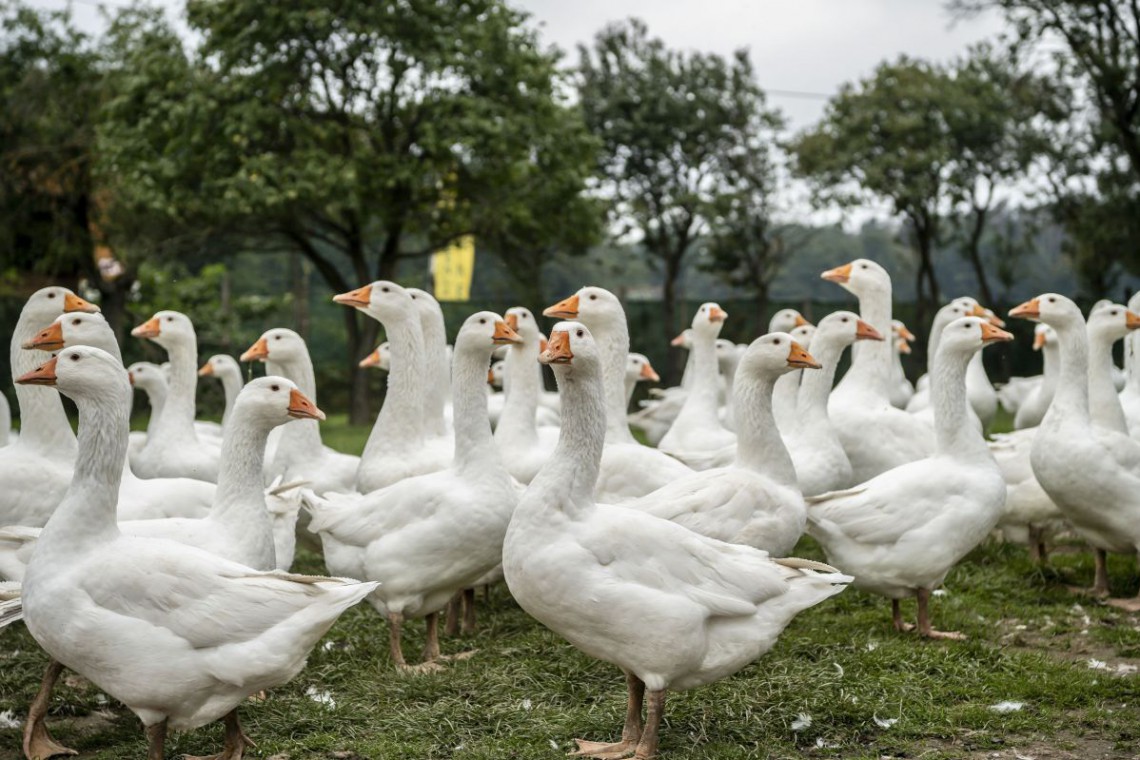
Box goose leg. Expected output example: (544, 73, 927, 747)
(571, 672, 644, 759)
(421, 612, 442, 662)
(184, 709, 256, 760)
(462, 587, 477, 634)
(1092, 549, 1111, 597)
(1106, 553, 1140, 612)
(145, 720, 167, 760)
(633, 689, 666, 759)
(444, 593, 462, 636)
(891, 599, 913, 632)
(23, 659, 76, 760)
(1027, 525, 1044, 564)
(916, 588, 965, 640)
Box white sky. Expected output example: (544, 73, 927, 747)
(36, 0, 1012, 222)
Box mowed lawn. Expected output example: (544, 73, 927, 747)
(3, 412, 1140, 759)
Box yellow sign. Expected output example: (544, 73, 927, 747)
(431, 236, 475, 302)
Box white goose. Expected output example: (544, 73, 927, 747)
(657, 303, 736, 465)
(241, 328, 359, 494)
(359, 341, 391, 371)
(305, 312, 521, 670)
(0, 391, 10, 447)
(502, 322, 849, 760)
(714, 340, 741, 429)
(824, 260, 935, 480)
(1086, 302, 1133, 434)
(545, 287, 694, 501)
(1013, 324, 1059, 430)
(15, 346, 376, 760)
(620, 332, 817, 556)
(409, 288, 456, 442)
(198, 354, 244, 428)
(22, 313, 216, 522)
(1119, 291, 1140, 436)
(1011, 294, 1140, 606)
(888, 320, 916, 409)
(0, 287, 98, 528)
(773, 323, 816, 434)
(494, 307, 560, 485)
(786, 311, 883, 496)
(624, 353, 660, 408)
(130, 311, 222, 482)
(807, 316, 1011, 638)
(334, 282, 450, 492)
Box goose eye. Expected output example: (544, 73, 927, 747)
(274, 335, 281, 340)
(1048, 297, 1055, 303)
(841, 317, 848, 322)
(773, 338, 781, 345)
(480, 318, 487, 324)
(70, 354, 79, 362)
(381, 286, 390, 293)
(589, 294, 597, 300)
(271, 384, 280, 391)
(73, 319, 80, 325)
(47, 293, 56, 299)
(576, 329, 584, 337)
(166, 317, 174, 322)
(860, 264, 868, 269)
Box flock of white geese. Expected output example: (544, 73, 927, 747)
(0, 258, 1138, 759)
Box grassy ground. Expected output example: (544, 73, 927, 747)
(4, 412, 1140, 759)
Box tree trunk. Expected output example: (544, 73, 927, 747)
(662, 253, 682, 385)
(964, 206, 995, 307)
(291, 252, 311, 340)
(345, 309, 380, 425)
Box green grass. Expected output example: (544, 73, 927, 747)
(4, 413, 1139, 759)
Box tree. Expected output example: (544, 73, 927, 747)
(0, 1, 136, 338)
(97, 0, 600, 423)
(577, 18, 783, 381)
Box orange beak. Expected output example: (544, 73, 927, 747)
(708, 305, 728, 323)
(63, 292, 99, 314)
(855, 319, 884, 341)
(981, 322, 1014, 343)
(794, 314, 811, 328)
(493, 320, 523, 345)
(359, 350, 381, 369)
(131, 316, 161, 339)
(333, 285, 373, 309)
(198, 362, 215, 377)
(241, 337, 270, 362)
(539, 336, 548, 352)
(1126, 311, 1140, 330)
(897, 339, 912, 355)
(506, 313, 519, 331)
(540, 330, 573, 364)
(16, 356, 59, 386)
(821, 263, 853, 284)
(985, 310, 1006, 328)
(896, 324, 916, 342)
(1009, 298, 1041, 320)
(787, 341, 821, 369)
(287, 388, 325, 421)
(1032, 331, 1047, 350)
(128, 371, 135, 386)
(670, 332, 687, 347)
(969, 304, 987, 318)
(487, 368, 496, 385)
(22, 321, 65, 351)
(543, 294, 579, 319)
(639, 361, 660, 383)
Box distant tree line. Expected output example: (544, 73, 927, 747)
(4, 0, 1140, 410)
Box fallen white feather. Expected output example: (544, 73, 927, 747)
(0, 710, 20, 729)
(1088, 658, 1109, 671)
(872, 714, 898, 729)
(791, 713, 812, 731)
(989, 701, 1024, 713)
(305, 686, 336, 708)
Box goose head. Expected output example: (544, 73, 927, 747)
(131, 310, 196, 351)
(738, 332, 821, 380)
(198, 354, 241, 380)
(505, 306, 542, 345)
(359, 342, 390, 370)
(814, 310, 883, 350)
(24, 312, 119, 359)
(1032, 323, 1053, 351)
(691, 302, 728, 338)
(1086, 302, 1140, 346)
(626, 353, 659, 384)
(540, 321, 603, 379)
(821, 259, 890, 298)
(489, 360, 505, 388)
(715, 339, 742, 375)
(126, 361, 166, 394)
(790, 323, 816, 350)
(17, 346, 129, 405)
(333, 281, 415, 326)
(670, 329, 693, 349)
(893, 320, 916, 343)
(769, 308, 810, 333)
(406, 288, 446, 330)
(241, 328, 307, 365)
(938, 316, 1013, 358)
(236, 377, 324, 424)
(23, 287, 99, 329)
(1010, 294, 1082, 329)
(544, 287, 625, 335)
(456, 311, 522, 358)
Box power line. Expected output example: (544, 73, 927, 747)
(764, 88, 833, 101)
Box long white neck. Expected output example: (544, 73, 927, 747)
(966, 352, 991, 392)
(679, 349, 696, 390)
(207, 407, 277, 569)
(931, 346, 987, 458)
(842, 287, 890, 400)
(363, 315, 425, 458)
(772, 370, 801, 432)
(798, 337, 848, 429)
(152, 338, 200, 445)
(926, 314, 953, 377)
(1039, 343, 1059, 403)
(267, 357, 323, 459)
(589, 320, 636, 444)
(1087, 330, 1128, 433)
(142, 384, 167, 438)
(527, 363, 605, 518)
(36, 383, 128, 556)
(10, 311, 76, 454)
(451, 343, 500, 472)
(684, 328, 722, 424)
(1127, 330, 1140, 392)
(219, 371, 244, 426)
(733, 368, 796, 485)
(496, 338, 540, 447)
(420, 310, 450, 436)
(1045, 318, 1091, 426)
